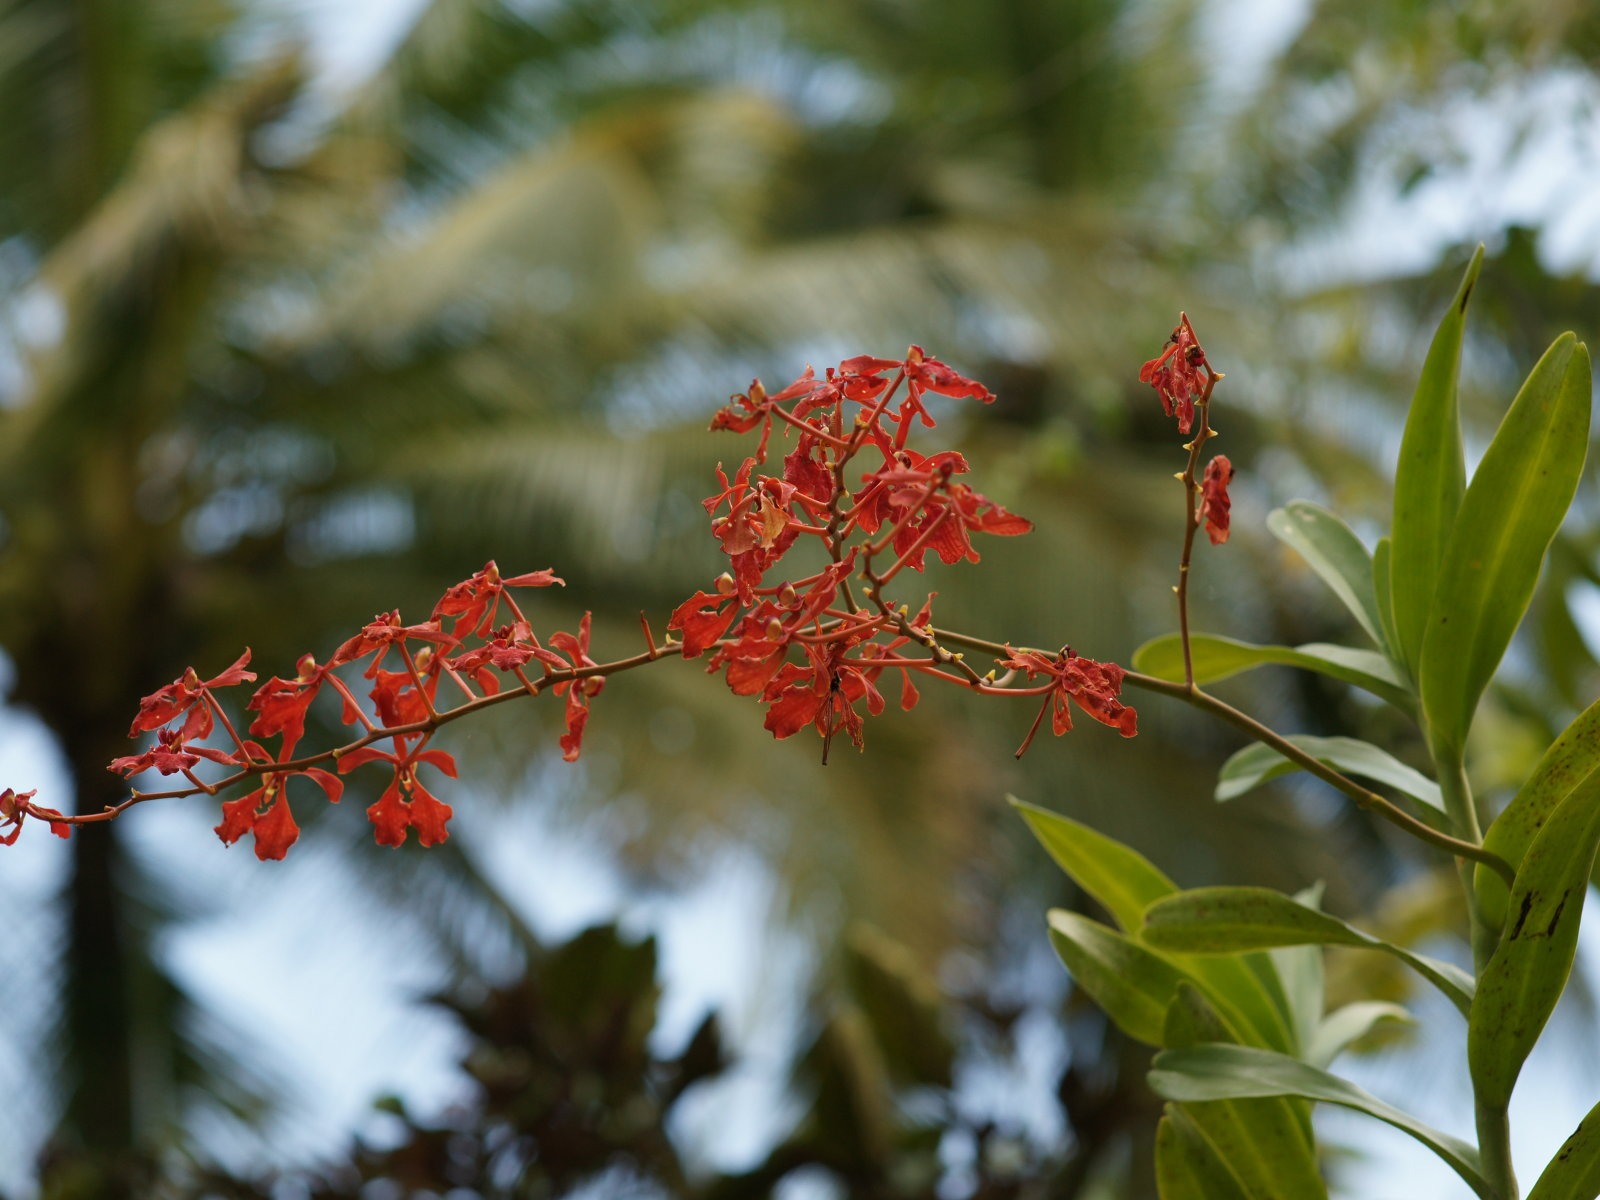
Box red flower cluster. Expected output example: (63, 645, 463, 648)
(1141, 316, 1235, 549)
(1139, 313, 1211, 435)
(1001, 648, 1138, 757)
(685, 346, 1125, 759)
(5, 336, 1205, 850)
(102, 562, 577, 860)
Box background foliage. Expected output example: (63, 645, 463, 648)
(1, 0, 1597, 1196)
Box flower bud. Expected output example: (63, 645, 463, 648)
(765, 617, 785, 641)
(778, 582, 798, 606)
(715, 572, 737, 596)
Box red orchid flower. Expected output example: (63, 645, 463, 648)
(1, 788, 69, 845)
(706, 599, 795, 696)
(128, 650, 256, 741)
(761, 637, 887, 761)
(669, 588, 742, 659)
(246, 653, 363, 758)
(1139, 314, 1210, 435)
(444, 621, 566, 695)
(1002, 647, 1138, 756)
(432, 561, 564, 638)
(337, 737, 457, 848)
(840, 345, 996, 446)
(108, 727, 239, 778)
(213, 743, 344, 862)
(549, 612, 601, 763)
(330, 611, 456, 677)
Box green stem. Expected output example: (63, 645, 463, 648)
(1433, 747, 1501, 970)
(1476, 1102, 1518, 1200)
(1124, 671, 1517, 888)
(1432, 746, 1516, 1199)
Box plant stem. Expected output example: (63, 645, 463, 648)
(1476, 1102, 1518, 1200)
(1173, 381, 1218, 689)
(1435, 750, 1501, 972)
(1433, 747, 1518, 1199)
(1123, 670, 1517, 887)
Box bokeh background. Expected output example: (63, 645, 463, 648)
(3, 1, 1600, 1197)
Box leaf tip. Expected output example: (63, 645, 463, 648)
(1456, 244, 1485, 314)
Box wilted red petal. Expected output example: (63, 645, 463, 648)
(560, 700, 590, 762)
(763, 684, 823, 739)
(504, 568, 564, 588)
(724, 646, 787, 696)
(1201, 455, 1234, 546)
(669, 591, 739, 658)
(1140, 317, 1209, 435)
(838, 354, 904, 376)
(207, 650, 256, 690)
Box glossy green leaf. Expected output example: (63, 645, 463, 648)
(1528, 1099, 1600, 1200)
(1476, 694, 1600, 929)
(1216, 735, 1443, 813)
(1305, 1001, 1413, 1069)
(1270, 884, 1326, 1054)
(1149, 1044, 1493, 1199)
(1141, 886, 1474, 1018)
(1268, 501, 1386, 649)
(1372, 536, 1402, 672)
(1156, 1108, 1252, 1200)
(1047, 910, 1190, 1047)
(1012, 796, 1174, 933)
(1419, 335, 1592, 753)
(1390, 247, 1481, 679)
(1132, 633, 1414, 714)
(1163, 985, 1326, 1198)
(1469, 769, 1600, 1109)
(1017, 798, 1296, 1053)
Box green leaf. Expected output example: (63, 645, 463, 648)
(1215, 735, 1443, 813)
(1016, 798, 1296, 1054)
(1372, 536, 1402, 671)
(1149, 1044, 1494, 1199)
(1468, 769, 1600, 1109)
(1270, 883, 1326, 1054)
(1305, 1001, 1413, 1069)
(1163, 985, 1326, 1198)
(1418, 335, 1592, 753)
(1390, 246, 1482, 680)
(1476, 694, 1600, 929)
(1132, 633, 1414, 714)
(1268, 501, 1386, 649)
(1141, 886, 1474, 1018)
(1047, 910, 1190, 1047)
(1012, 796, 1175, 933)
(1528, 1099, 1600, 1200)
(1156, 1108, 1252, 1200)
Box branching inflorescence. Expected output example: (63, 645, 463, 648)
(1, 332, 1228, 861)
